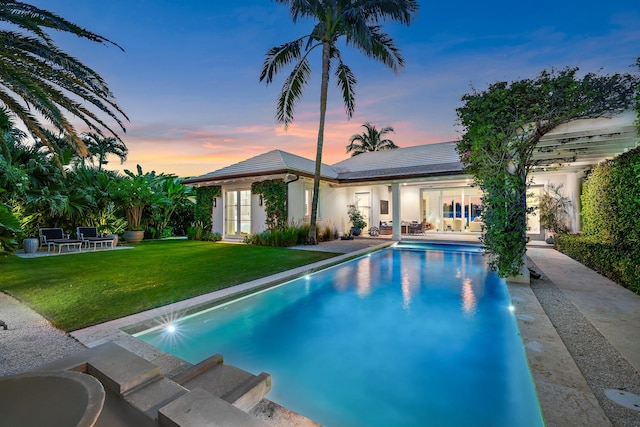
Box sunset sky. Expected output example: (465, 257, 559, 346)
(29, 0, 639, 177)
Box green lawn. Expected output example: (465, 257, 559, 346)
(1, 240, 338, 331)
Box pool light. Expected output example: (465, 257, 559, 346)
(166, 324, 177, 333)
(508, 305, 515, 312)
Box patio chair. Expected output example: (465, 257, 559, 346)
(453, 219, 464, 232)
(408, 221, 425, 235)
(38, 228, 82, 253)
(76, 227, 115, 250)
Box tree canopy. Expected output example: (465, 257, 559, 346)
(0, 1, 128, 159)
(346, 122, 397, 156)
(456, 67, 639, 277)
(261, 0, 418, 243)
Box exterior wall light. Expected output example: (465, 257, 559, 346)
(259, 195, 263, 206)
(213, 197, 217, 208)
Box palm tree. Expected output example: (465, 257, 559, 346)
(346, 122, 397, 156)
(0, 1, 128, 160)
(81, 132, 128, 170)
(260, 0, 418, 244)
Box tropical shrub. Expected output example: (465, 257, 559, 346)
(347, 205, 367, 230)
(244, 222, 337, 247)
(0, 202, 21, 255)
(109, 167, 155, 230)
(186, 221, 221, 242)
(538, 183, 572, 235)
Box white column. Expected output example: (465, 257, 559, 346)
(392, 183, 401, 241)
(566, 172, 580, 233)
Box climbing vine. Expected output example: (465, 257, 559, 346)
(194, 185, 220, 231)
(252, 179, 287, 230)
(457, 67, 638, 278)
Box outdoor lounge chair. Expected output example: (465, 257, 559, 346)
(38, 228, 82, 253)
(76, 227, 115, 250)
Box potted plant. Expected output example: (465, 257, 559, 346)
(347, 205, 367, 236)
(538, 183, 572, 244)
(109, 172, 155, 243)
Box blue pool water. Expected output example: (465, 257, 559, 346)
(135, 243, 544, 427)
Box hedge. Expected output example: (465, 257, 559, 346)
(554, 146, 640, 294)
(581, 147, 640, 248)
(555, 234, 640, 294)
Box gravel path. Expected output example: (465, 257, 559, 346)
(0, 292, 85, 376)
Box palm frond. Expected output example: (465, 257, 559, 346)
(276, 58, 312, 127)
(260, 39, 305, 84)
(334, 60, 356, 119)
(0, 1, 124, 50)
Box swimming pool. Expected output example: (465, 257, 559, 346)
(135, 242, 544, 427)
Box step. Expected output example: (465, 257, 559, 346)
(158, 388, 270, 427)
(173, 359, 271, 411)
(85, 342, 163, 395)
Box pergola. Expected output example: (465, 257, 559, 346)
(532, 110, 638, 172)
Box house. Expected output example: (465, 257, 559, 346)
(183, 111, 638, 241)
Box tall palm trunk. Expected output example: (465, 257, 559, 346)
(307, 40, 331, 245)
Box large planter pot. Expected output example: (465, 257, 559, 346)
(350, 227, 362, 236)
(23, 238, 39, 254)
(123, 230, 144, 243)
(107, 234, 119, 247)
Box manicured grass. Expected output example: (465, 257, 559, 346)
(1, 240, 338, 331)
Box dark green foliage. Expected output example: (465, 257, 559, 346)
(186, 221, 221, 242)
(555, 146, 640, 293)
(252, 179, 287, 230)
(555, 234, 640, 294)
(346, 123, 398, 156)
(0, 202, 21, 255)
(244, 223, 337, 247)
(194, 186, 220, 232)
(579, 146, 640, 251)
(0, 1, 128, 160)
(456, 67, 638, 277)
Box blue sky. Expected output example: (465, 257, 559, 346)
(30, 0, 639, 176)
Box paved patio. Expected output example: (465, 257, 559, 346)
(2, 239, 640, 426)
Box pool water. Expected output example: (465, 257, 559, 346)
(135, 243, 544, 427)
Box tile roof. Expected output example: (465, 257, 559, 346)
(332, 141, 464, 180)
(183, 150, 338, 184)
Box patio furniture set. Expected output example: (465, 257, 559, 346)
(38, 227, 115, 254)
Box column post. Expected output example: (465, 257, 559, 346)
(392, 183, 401, 241)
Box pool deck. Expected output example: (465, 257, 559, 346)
(2, 237, 640, 425)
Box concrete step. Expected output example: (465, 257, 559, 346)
(158, 388, 270, 427)
(172, 355, 271, 411)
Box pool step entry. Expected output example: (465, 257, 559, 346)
(36, 341, 271, 426)
(170, 353, 272, 411)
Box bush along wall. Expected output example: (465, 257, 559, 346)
(556, 146, 640, 293)
(251, 179, 287, 230)
(188, 186, 220, 241)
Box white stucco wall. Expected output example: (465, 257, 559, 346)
(212, 194, 223, 234)
(252, 193, 267, 234)
(400, 186, 421, 223)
